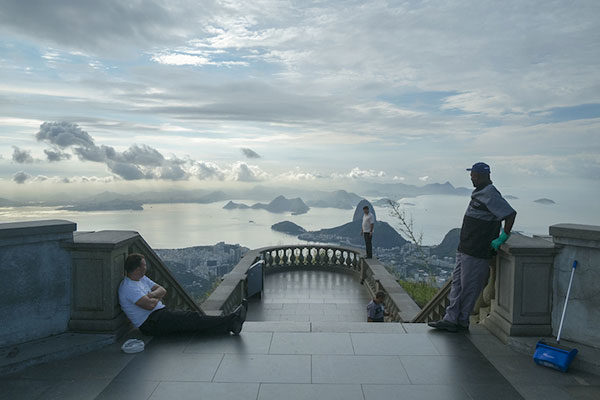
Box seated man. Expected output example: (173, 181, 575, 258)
(118, 253, 247, 336)
(366, 291, 389, 322)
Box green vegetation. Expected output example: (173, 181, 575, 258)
(398, 279, 438, 308)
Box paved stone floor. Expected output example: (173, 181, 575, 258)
(1, 270, 599, 399)
(247, 270, 372, 323)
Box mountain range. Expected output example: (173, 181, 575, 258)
(223, 195, 310, 215)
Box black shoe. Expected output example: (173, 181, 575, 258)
(230, 316, 243, 335)
(427, 320, 459, 332)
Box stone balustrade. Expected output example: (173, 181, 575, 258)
(202, 244, 421, 322)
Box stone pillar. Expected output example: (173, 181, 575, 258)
(549, 224, 600, 349)
(65, 231, 140, 337)
(484, 233, 556, 342)
(0, 220, 76, 347)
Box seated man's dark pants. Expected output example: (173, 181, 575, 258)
(364, 233, 373, 258)
(139, 309, 235, 336)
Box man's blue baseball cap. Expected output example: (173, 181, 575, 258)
(467, 162, 491, 174)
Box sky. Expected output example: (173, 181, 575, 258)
(1, 0, 599, 199)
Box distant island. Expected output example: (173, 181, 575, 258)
(534, 198, 556, 205)
(223, 201, 250, 209)
(271, 221, 307, 235)
(58, 199, 143, 211)
(223, 195, 310, 215)
(297, 200, 407, 249)
(505, 195, 519, 200)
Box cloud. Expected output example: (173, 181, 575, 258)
(190, 161, 226, 180)
(228, 162, 268, 182)
(241, 147, 261, 159)
(36, 121, 96, 148)
(13, 171, 31, 184)
(44, 148, 71, 162)
(418, 176, 429, 182)
(106, 161, 150, 180)
(277, 168, 319, 181)
(12, 146, 34, 163)
(333, 167, 386, 180)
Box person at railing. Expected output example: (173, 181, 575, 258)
(118, 253, 248, 336)
(367, 291, 390, 322)
(361, 205, 375, 258)
(428, 162, 516, 333)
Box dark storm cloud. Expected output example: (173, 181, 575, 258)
(106, 161, 150, 181)
(241, 148, 261, 159)
(13, 171, 31, 184)
(36, 121, 96, 148)
(12, 146, 34, 163)
(121, 144, 165, 166)
(44, 148, 71, 162)
(0, 0, 204, 55)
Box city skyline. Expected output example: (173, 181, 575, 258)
(1, 1, 599, 199)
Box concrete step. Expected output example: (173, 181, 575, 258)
(0, 332, 116, 376)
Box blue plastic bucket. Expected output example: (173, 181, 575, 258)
(533, 340, 578, 372)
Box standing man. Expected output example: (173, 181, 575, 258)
(119, 253, 247, 336)
(429, 162, 516, 332)
(361, 205, 375, 258)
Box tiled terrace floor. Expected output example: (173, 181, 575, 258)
(1, 270, 599, 399)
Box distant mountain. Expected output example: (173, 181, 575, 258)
(534, 198, 555, 205)
(223, 201, 250, 209)
(305, 190, 363, 209)
(0, 198, 22, 207)
(253, 195, 309, 215)
(299, 200, 407, 249)
(430, 228, 461, 259)
(224, 195, 310, 215)
(271, 221, 307, 235)
(363, 181, 471, 198)
(352, 199, 377, 222)
(58, 199, 143, 211)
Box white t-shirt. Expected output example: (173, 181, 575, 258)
(362, 213, 374, 233)
(118, 276, 165, 328)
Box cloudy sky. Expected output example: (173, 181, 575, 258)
(1, 0, 599, 197)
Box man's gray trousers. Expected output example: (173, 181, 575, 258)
(443, 251, 490, 326)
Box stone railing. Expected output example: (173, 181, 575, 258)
(202, 244, 421, 322)
(411, 279, 451, 323)
(260, 245, 361, 274)
(202, 249, 261, 316)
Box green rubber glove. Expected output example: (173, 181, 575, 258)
(491, 230, 510, 250)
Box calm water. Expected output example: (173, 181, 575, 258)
(1, 194, 598, 248)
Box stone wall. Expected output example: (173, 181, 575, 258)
(0, 220, 76, 347)
(550, 224, 600, 349)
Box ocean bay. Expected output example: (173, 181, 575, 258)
(2, 193, 597, 249)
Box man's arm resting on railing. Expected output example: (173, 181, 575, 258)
(148, 284, 167, 300)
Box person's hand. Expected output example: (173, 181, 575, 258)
(491, 230, 510, 250)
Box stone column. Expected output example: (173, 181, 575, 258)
(549, 224, 600, 349)
(65, 230, 140, 337)
(484, 233, 555, 342)
(0, 220, 76, 347)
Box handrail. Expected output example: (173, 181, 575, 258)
(128, 235, 204, 314)
(411, 279, 451, 323)
(411, 257, 497, 323)
(259, 244, 361, 274)
(202, 244, 421, 322)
